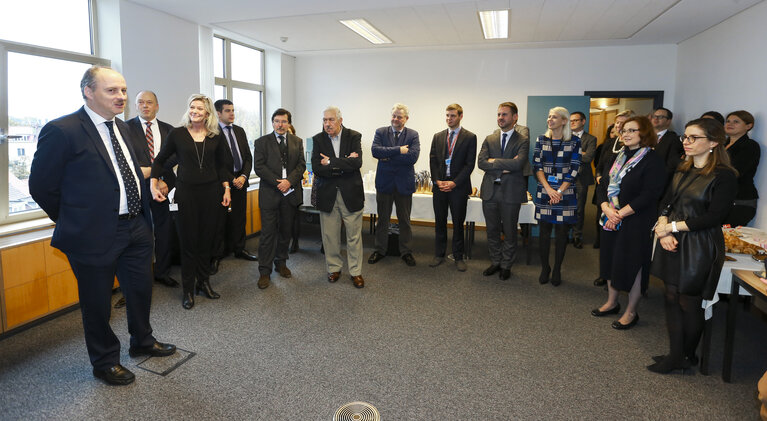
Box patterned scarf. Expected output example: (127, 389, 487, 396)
(600, 146, 650, 231)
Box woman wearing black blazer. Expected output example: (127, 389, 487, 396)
(723, 110, 760, 226)
(151, 94, 232, 309)
(591, 116, 666, 329)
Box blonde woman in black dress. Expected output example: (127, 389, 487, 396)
(151, 95, 232, 309)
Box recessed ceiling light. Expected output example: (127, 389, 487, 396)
(339, 19, 392, 44)
(478, 10, 509, 40)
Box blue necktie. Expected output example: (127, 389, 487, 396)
(225, 126, 242, 172)
(105, 121, 141, 215)
(501, 133, 508, 154)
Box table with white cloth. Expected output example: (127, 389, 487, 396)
(699, 252, 764, 376)
(301, 186, 537, 261)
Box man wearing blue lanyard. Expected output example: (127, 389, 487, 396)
(428, 104, 477, 271)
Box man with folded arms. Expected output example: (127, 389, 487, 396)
(368, 103, 420, 267)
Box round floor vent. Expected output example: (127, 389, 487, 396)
(333, 401, 380, 421)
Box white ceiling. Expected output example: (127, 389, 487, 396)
(127, 0, 763, 54)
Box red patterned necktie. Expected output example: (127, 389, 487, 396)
(146, 121, 154, 163)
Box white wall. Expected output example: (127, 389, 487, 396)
(294, 44, 677, 187)
(119, 0, 201, 124)
(675, 1, 767, 230)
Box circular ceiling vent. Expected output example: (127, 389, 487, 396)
(333, 401, 380, 421)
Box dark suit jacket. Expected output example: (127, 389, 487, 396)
(477, 130, 530, 204)
(654, 129, 683, 178)
(575, 132, 598, 186)
(429, 128, 477, 196)
(311, 127, 364, 213)
(29, 107, 151, 261)
(253, 132, 306, 208)
(126, 117, 176, 189)
(371, 126, 420, 195)
(220, 124, 253, 187)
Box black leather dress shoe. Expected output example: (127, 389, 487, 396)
(129, 341, 176, 358)
(209, 258, 221, 275)
(612, 313, 639, 330)
(234, 250, 258, 261)
(113, 295, 126, 309)
(591, 303, 620, 317)
(573, 238, 583, 249)
(652, 354, 699, 366)
(367, 251, 385, 264)
(182, 292, 194, 309)
(593, 277, 607, 286)
(499, 268, 511, 280)
(402, 253, 416, 267)
(93, 364, 135, 385)
(155, 276, 179, 288)
(483, 264, 501, 276)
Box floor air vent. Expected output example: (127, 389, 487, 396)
(333, 401, 380, 421)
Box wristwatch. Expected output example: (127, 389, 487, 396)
(671, 221, 679, 233)
(556, 188, 562, 194)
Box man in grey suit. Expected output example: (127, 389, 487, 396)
(478, 102, 530, 280)
(569, 111, 597, 249)
(253, 108, 306, 289)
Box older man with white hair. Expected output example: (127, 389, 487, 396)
(311, 107, 366, 288)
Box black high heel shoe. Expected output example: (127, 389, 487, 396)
(196, 279, 221, 299)
(646, 356, 693, 374)
(182, 292, 194, 309)
(551, 269, 561, 286)
(591, 303, 620, 317)
(539, 267, 550, 284)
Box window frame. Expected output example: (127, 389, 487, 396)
(213, 36, 266, 176)
(0, 2, 107, 226)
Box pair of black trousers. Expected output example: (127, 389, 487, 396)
(67, 216, 156, 370)
(432, 189, 468, 260)
(212, 185, 248, 258)
(175, 181, 222, 293)
(258, 198, 296, 276)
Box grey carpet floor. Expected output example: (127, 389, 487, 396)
(1, 221, 766, 420)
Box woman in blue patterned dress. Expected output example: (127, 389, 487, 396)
(533, 107, 581, 286)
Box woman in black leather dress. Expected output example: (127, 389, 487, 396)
(723, 110, 760, 227)
(649, 118, 737, 374)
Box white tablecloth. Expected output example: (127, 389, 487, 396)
(302, 187, 536, 225)
(702, 253, 763, 319)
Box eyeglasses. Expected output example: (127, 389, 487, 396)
(679, 134, 708, 144)
(619, 128, 639, 135)
(651, 115, 669, 120)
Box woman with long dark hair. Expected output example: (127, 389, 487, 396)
(723, 110, 760, 227)
(648, 118, 737, 373)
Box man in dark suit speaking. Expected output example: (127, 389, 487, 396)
(29, 66, 175, 386)
(429, 103, 477, 272)
(368, 103, 420, 267)
(127, 90, 178, 287)
(569, 111, 597, 249)
(253, 108, 306, 289)
(478, 102, 530, 280)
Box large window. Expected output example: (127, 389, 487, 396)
(0, 0, 106, 224)
(213, 36, 264, 143)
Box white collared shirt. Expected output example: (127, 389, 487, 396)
(138, 116, 162, 159)
(330, 133, 341, 158)
(573, 130, 584, 139)
(83, 104, 141, 214)
(657, 129, 668, 139)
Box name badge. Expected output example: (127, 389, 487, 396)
(445, 158, 451, 167)
(169, 203, 179, 212)
(547, 175, 558, 185)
